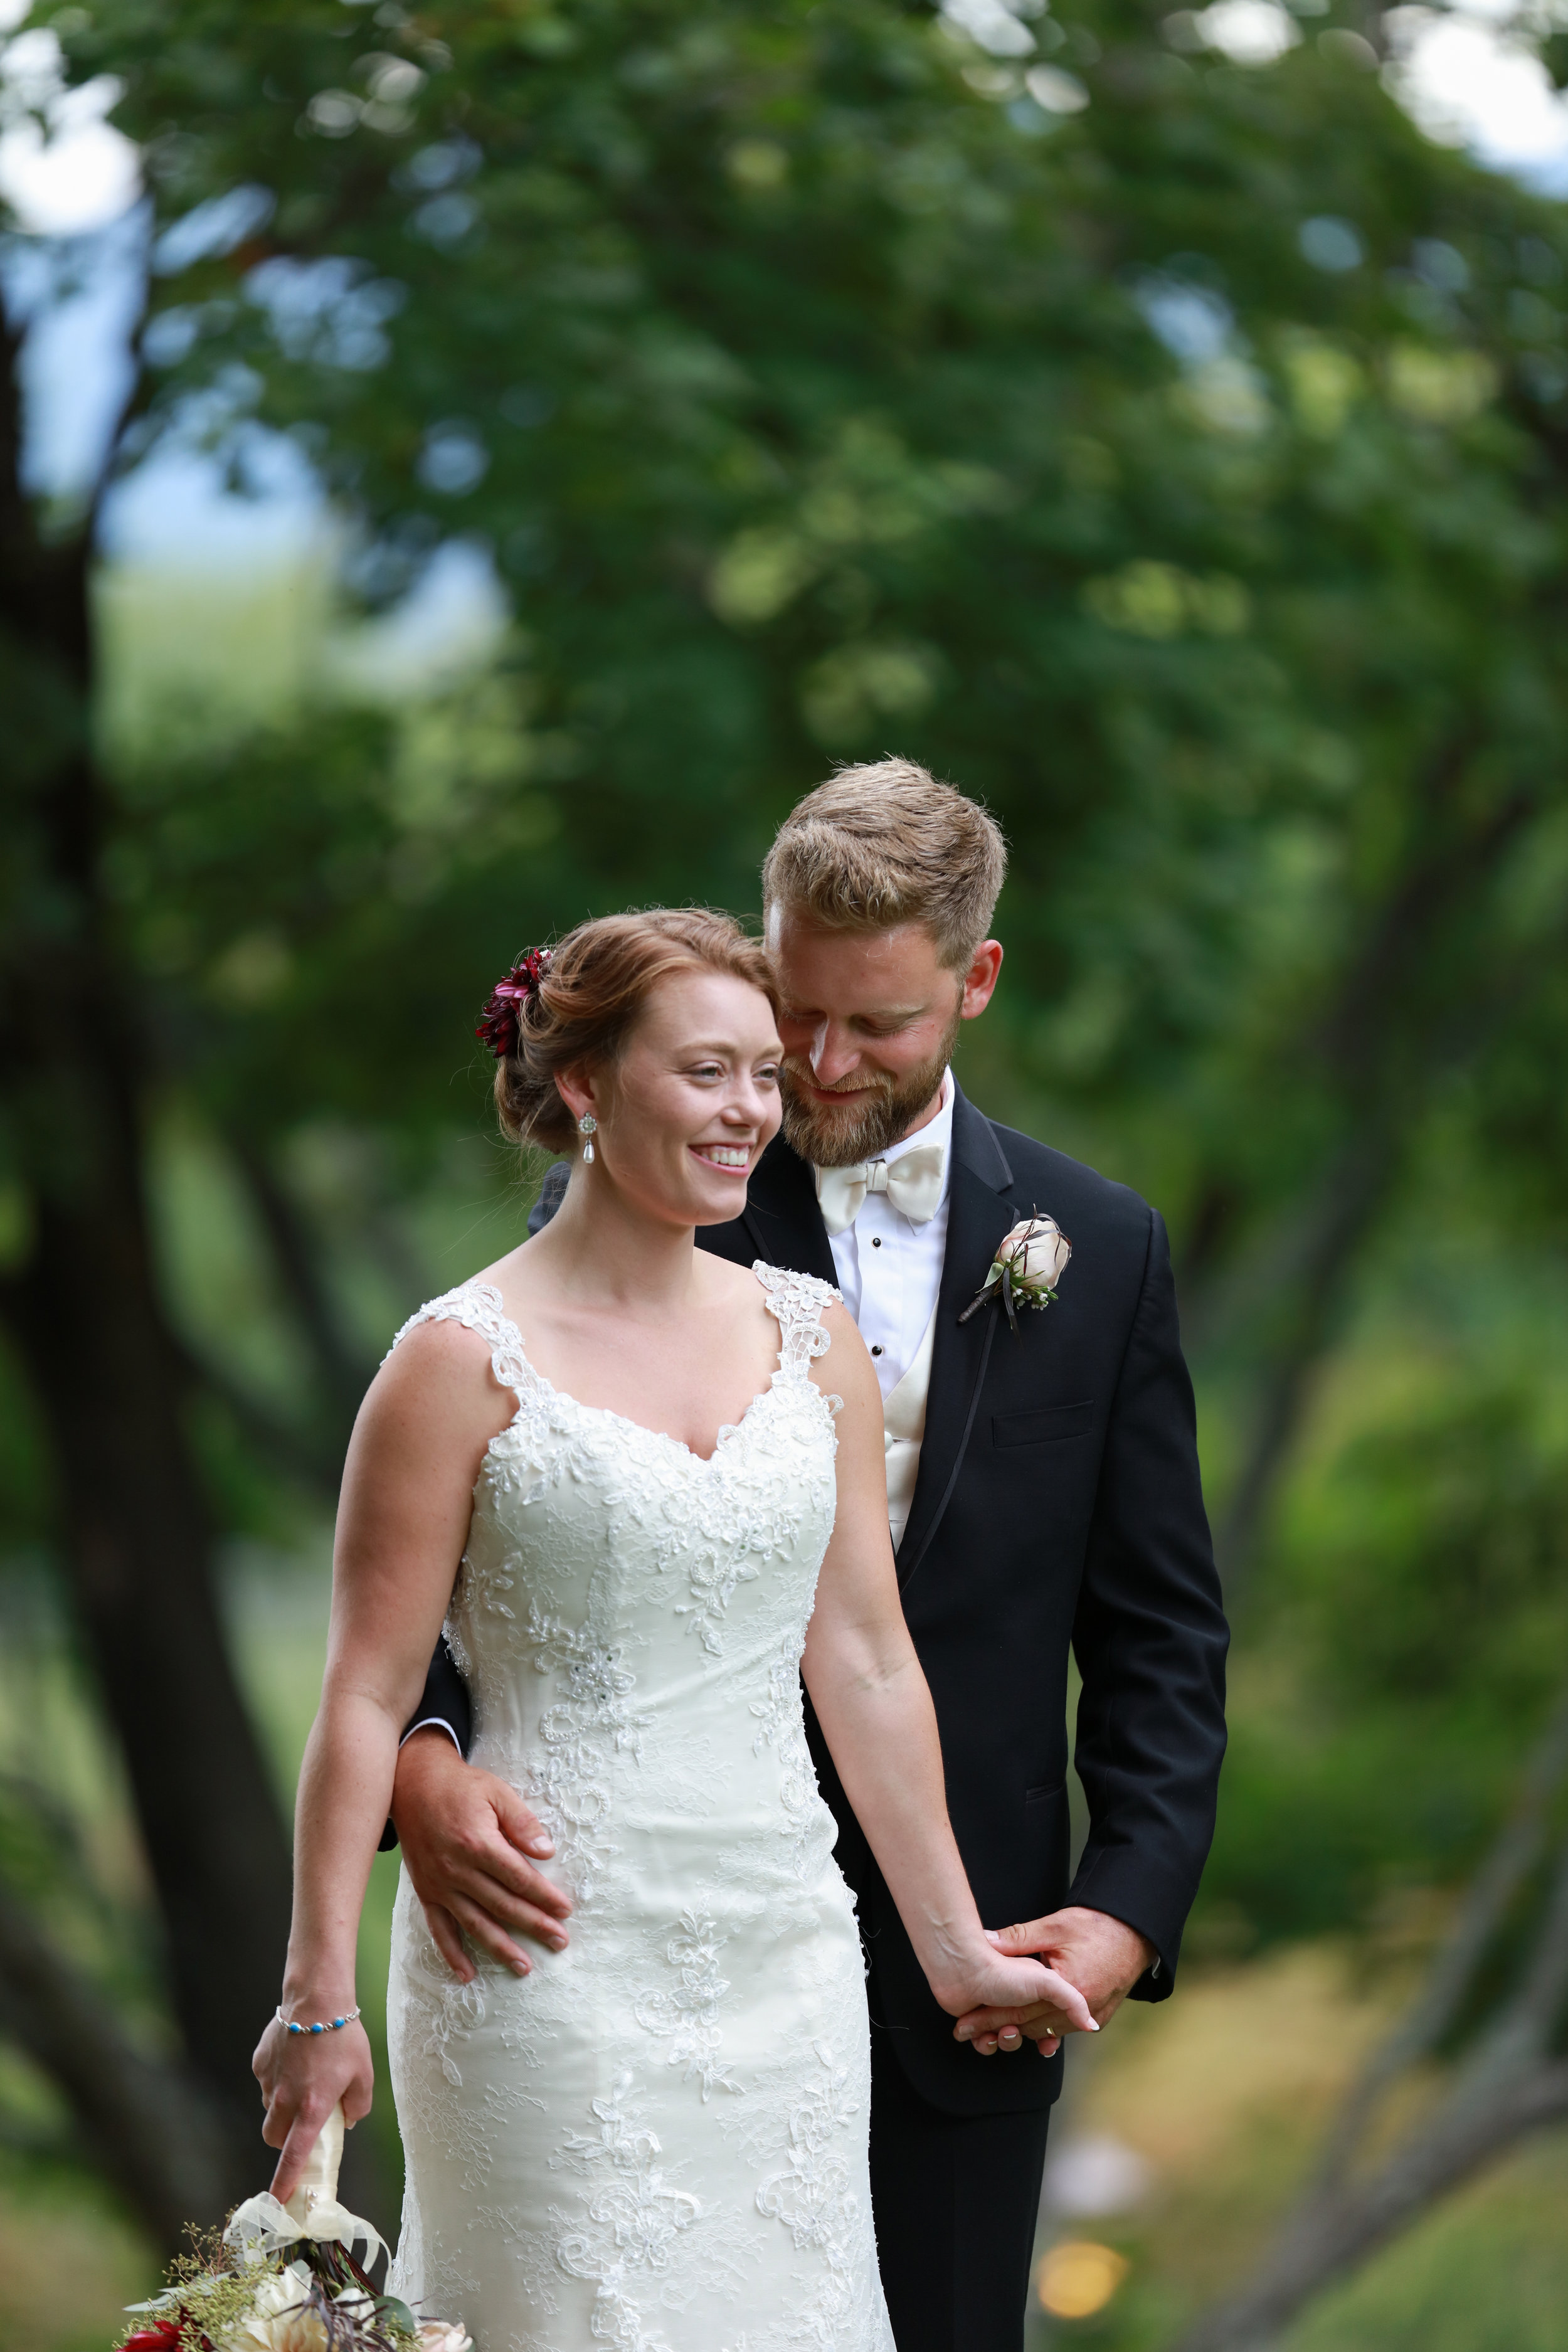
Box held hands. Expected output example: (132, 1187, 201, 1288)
(393, 1725, 571, 1978)
(931, 1941, 1098, 2053)
(253, 2009, 373, 2204)
(953, 1905, 1157, 2057)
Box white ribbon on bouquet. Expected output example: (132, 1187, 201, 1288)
(223, 2104, 388, 2271)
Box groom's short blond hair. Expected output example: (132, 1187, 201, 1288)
(761, 759, 1007, 970)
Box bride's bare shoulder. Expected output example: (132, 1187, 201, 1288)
(702, 1252, 776, 1303)
(372, 1287, 515, 1416)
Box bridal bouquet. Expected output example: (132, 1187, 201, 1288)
(119, 2108, 468, 2352)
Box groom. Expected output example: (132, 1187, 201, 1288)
(389, 762, 1228, 2352)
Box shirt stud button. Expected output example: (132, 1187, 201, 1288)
(871, 1237, 881, 1246)
(871, 1345, 884, 1356)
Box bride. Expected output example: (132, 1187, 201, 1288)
(254, 908, 1091, 2352)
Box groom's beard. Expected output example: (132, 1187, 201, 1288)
(780, 1012, 961, 1171)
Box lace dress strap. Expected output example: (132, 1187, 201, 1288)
(386, 1281, 539, 1403)
(753, 1262, 840, 1379)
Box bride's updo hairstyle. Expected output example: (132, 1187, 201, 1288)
(487, 909, 778, 1157)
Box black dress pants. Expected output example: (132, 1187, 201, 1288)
(868, 2030, 1051, 2352)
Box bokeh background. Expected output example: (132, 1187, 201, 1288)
(4, 1, 1568, 2347)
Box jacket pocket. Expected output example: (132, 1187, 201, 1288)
(992, 1401, 1094, 1448)
(1025, 1781, 1065, 1805)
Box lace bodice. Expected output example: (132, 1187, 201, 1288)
(383, 1263, 893, 2352)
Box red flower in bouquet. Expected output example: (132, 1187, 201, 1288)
(123, 2318, 188, 2352)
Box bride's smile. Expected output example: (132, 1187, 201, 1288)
(553, 965, 783, 1232)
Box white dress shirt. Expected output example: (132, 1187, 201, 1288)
(824, 1071, 953, 1404)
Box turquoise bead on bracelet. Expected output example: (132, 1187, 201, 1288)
(276, 2003, 362, 2037)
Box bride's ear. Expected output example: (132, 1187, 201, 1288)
(553, 1063, 602, 1128)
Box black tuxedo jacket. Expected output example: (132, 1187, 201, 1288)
(408, 1088, 1227, 2116)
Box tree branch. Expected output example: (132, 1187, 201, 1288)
(0, 1868, 243, 2250)
(226, 1131, 374, 1451)
(1482, 1829, 1568, 2060)
(1312, 1679, 1568, 2180)
(1169, 2057, 1568, 2352)
(1214, 1123, 1399, 1603)
(1170, 1692, 1568, 2352)
(1207, 752, 1542, 1604)
(173, 1335, 343, 1501)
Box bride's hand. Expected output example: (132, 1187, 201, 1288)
(252, 2012, 374, 2203)
(933, 1944, 1098, 2058)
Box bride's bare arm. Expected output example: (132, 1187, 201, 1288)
(252, 1322, 511, 2198)
(800, 1308, 1096, 2040)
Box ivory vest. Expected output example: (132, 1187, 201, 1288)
(883, 1301, 938, 1550)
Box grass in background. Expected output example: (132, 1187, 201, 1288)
(1025, 1951, 1568, 2351)
(0, 2150, 153, 2352)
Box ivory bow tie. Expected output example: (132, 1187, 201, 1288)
(815, 1143, 946, 1236)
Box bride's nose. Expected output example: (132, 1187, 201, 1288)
(723, 1076, 773, 1129)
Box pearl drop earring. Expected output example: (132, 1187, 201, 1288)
(578, 1113, 596, 1164)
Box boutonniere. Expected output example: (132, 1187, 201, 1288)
(958, 1212, 1073, 1336)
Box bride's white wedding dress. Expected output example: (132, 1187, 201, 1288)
(384, 1265, 896, 2352)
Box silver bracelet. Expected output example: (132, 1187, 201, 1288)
(277, 2002, 362, 2037)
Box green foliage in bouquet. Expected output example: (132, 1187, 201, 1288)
(119, 2233, 422, 2352)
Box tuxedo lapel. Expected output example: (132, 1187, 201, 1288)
(733, 1101, 1015, 1589)
(736, 1133, 839, 1286)
(895, 1088, 1017, 1589)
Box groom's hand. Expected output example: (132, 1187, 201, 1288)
(392, 1727, 571, 1978)
(954, 1906, 1156, 2057)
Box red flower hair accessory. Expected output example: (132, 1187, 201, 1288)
(476, 947, 553, 1057)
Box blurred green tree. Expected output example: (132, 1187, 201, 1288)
(2, 0, 1567, 2298)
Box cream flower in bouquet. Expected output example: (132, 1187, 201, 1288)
(223, 2267, 331, 2352)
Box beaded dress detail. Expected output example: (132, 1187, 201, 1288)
(385, 1267, 894, 2352)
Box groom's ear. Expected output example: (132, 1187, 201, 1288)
(958, 940, 1003, 1022)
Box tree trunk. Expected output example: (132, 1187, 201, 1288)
(0, 283, 291, 2208)
(0, 1169, 294, 2191)
(0, 1868, 236, 2250)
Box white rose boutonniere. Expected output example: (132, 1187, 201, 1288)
(958, 1212, 1073, 1335)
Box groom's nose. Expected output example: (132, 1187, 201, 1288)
(807, 1022, 861, 1086)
